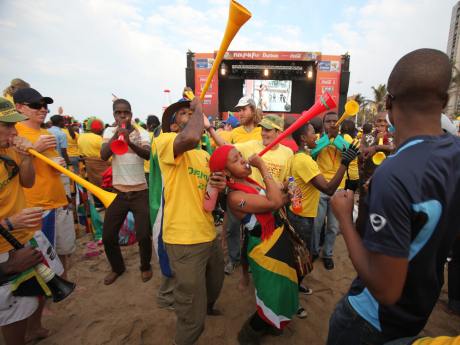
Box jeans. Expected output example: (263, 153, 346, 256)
(327, 296, 387, 345)
(226, 208, 241, 265)
(102, 189, 152, 274)
(287, 208, 314, 251)
(448, 237, 460, 312)
(69, 156, 80, 174)
(312, 192, 339, 258)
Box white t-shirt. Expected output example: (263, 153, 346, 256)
(103, 125, 150, 192)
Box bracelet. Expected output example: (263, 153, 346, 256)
(4, 218, 13, 231)
(262, 174, 273, 181)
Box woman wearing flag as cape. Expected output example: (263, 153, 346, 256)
(209, 145, 298, 345)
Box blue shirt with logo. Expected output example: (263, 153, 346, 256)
(48, 126, 67, 156)
(348, 133, 460, 339)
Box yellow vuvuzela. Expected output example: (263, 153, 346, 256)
(199, 0, 252, 100)
(336, 100, 360, 126)
(28, 149, 117, 208)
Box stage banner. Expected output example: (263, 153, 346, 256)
(224, 51, 320, 61)
(315, 55, 342, 114)
(194, 53, 219, 116)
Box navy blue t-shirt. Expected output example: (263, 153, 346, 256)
(348, 133, 460, 340)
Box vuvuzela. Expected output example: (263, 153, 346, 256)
(372, 137, 387, 165)
(335, 99, 360, 126)
(0, 225, 75, 303)
(200, 0, 252, 100)
(259, 93, 337, 156)
(28, 149, 117, 208)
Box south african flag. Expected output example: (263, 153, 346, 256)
(248, 226, 299, 329)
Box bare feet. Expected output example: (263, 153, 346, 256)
(26, 327, 51, 343)
(42, 306, 54, 316)
(141, 269, 153, 283)
(104, 272, 121, 285)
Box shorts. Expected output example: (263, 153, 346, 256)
(60, 175, 72, 197)
(345, 179, 359, 192)
(0, 231, 64, 326)
(42, 207, 76, 255)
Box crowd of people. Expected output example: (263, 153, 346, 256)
(0, 48, 459, 345)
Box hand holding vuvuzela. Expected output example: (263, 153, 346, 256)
(201, 0, 252, 212)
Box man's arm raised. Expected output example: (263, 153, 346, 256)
(173, 98, 205, 157)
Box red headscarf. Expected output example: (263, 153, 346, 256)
(210, 145, 276, 241)
(209, 145, 234, 172)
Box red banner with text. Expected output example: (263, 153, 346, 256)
(315, 55, 342, 113)
(194, 53, 219, 116)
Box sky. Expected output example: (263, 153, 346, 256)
(0, 0, 456, 123)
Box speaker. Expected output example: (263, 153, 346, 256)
(338, 54, 351, 115)
(185, 51, 195, 90)
(218, 78, 244, 112)
(340, 71, 350, 95)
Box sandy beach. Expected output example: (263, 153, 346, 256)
(13, 230, 459, 345)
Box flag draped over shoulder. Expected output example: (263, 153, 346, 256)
(149, 141, 172, 277)
(228, 179, 298, 330)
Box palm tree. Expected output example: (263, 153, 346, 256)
(371, 84, 387, 112)
(352, 93, 375, 127)
(353, 93, 365, 105)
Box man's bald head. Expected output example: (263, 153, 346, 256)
(387, 49, 451, 112)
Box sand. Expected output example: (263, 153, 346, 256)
(15, 232, 460, 345)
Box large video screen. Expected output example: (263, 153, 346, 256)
(243, 80, 292, 112)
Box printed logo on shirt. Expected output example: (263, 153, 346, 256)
(370, 213, 387, 232)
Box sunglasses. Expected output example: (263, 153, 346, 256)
(24, 102, 48, 110)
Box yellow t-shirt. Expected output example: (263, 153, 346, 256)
(0, 148, 37, 253)
(144, 132, 154, 173)
(219, 129, 233, 144)
(63, 129, 79, 157)
(211, 129, 233, 149)
(235, 140, 293, 185)
(15, 123, 68, 209)
(154, 132, 215, 245)
(343, 134, 359, 181)
(316, 144, 346, 189)
(413, 336, 460, 345)
(77, 132, 103, 158)
(230, 126, 262, 144)
(289, 152, 321, 217)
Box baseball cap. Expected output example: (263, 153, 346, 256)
(13, 87, 53, 105)
(86, 117, 104, 133)
(259, 114, 284, 131)
(50, 114, 64, 123)
(235, 96, 256, 110)
(222, 114, 240, 128)
(0, 97, 28, 123)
